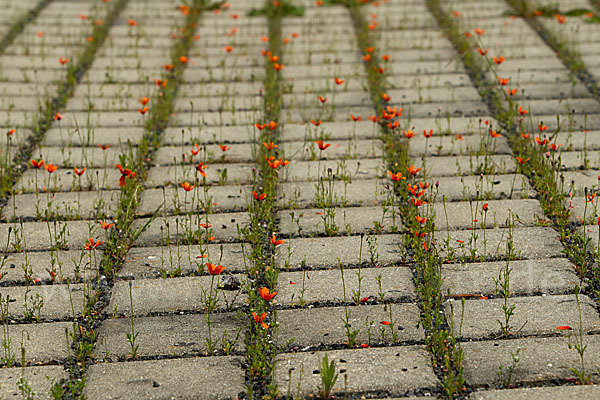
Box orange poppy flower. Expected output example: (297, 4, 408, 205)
(206, 263, 225, 275)
(181, 181, 195, 191)
(252, 312, 269, 329)
(423, 129, 433, 138)
(403, 130, 414, 139)
(191, 144, 201, 156)
(516, 156, 530, 164)
(153, 79, 167, 87)
(271, 234, 285, 246)
(263, 142, 278, 150)
(196, 162, 207, 177)
(521, 132, 530, 139)
(163, 64, 174, 71)
(45, 163, 58, 173)
(315, 140, 331, 151)
(538, 123, 548, 132)
(318, 96, 327, 104)
(535, 137, 548, 146)
(474, 28, 485, 35)
(493, 56, 505, 64)
(411, 198, 426, 207)
(74, 167, 86, 176)
(30, 159, 44, 168)
(478, 48, 489, 55)
(138, 97, 149, 106)
(138, 106, 149, 115)
(219, 144, 231, 152)
(84, 238, 103, 250)
(556, 325, 572, 330)
(489, 130, 501, 138)
(381, 93, 391, 102)
(59, 57, 69, 65)
(101, 221, 114, 230)
(554, 14, 566, 24)
(7, 129, 15, 136)
(311, 120, 322, 126)
(406, 165, 421, 175)
(116, 164, 135, 186)
(179, 56, 188, 64)
(259, 287, 277, 301)
(334, 77, 344, 85)
(54, 112, 64, 121)
(253, 191, 266, 201)
(497, 77, 509, 85)
(387, 170, 406, 181)
(128, 19, 137, 26)
(518, 106, 528, 115)
(362, 54, 371, 62)
(507, 88, 518, 96)
(350, 114, 361, 121)
(416, 216, 428, 224)
(225, 45, 233, 52)
(482, 203, 489, 212)
(382, 54, 390, 61)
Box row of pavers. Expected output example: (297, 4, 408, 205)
(2, 0, 600, 398)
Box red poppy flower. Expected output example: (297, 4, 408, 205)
(252, 312, 269, 329)
(196, 162, 207, 177)
(259, 287, 277, 301)
(315, 140, 330, 151)
(318, 95, 327, 104)
(387, 170, 406, 181)
(44, 163, 58, 173)
(311, 120, 322, 127)
(84, 238, 103, 250)
(206, 263, 225, 275)
(271, 235, 285, 246)
(101, 221, 114, 230)
(253, 191, 266, 201)
(30, 159, 44, 168)
(181, 181, 195, 191)
(350, 114, 361, 121)
(74, 167, 86, 176)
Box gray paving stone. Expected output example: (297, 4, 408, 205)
(138, 185, 250, 216)
(279, 206, 403, 237)
(284, 158, 384, 182)
(133, 212, 250, 245)
(145, 163, 255, 187)
(33, 145, 126, 168)
(0, 249, 98, 284)
(3, 322, 73, 364)
(445, 294, 600, 339)
(84, 356, 245, 400)
(277, 266, 415, 306)
(275, 234, 401, 270)
(153, 144, 257, 164)
(408, 133, 511, 157)
(118, 243, 250, 279)
(0, 366, 68, 400)
(43, 126, 145, 146)
(278, 303, 423, 349)
(432, 174, 534, 201)
(462, 336, 600, 387)
(3, 190, 120, 220)
(96, 312, 245, 360)
(0, 220, 106, 251)
(109, 276, 246, 316)
(442, 258, 578, 296)
(436, 227, 563, 261)
(278, 179, 384, 209)
(469, 385, 600, 400)
(433, 199, 543, 230)
(2, 283, 84, 320)
(162, 124, 258, 145)
(275, 347, 438, 397)
(17, 167, 123, 192)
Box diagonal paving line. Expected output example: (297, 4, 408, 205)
(0, 0, 53, 56)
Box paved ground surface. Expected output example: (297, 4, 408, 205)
(1, 0, 600, 399)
